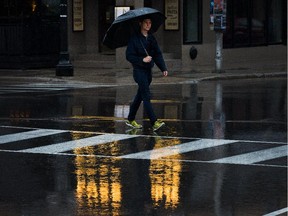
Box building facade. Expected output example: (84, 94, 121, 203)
(0, 0, 286, 71)
(0, 0, 60, 68)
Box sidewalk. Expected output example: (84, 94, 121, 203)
(0, 63, 286, 86)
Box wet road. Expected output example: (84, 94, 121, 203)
(0, 78, 287, 215)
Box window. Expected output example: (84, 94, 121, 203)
(233, 0, 249, 46)
(0, 0, 59, 20)
(223, 0, 286, 48)
(0, 0, 60, 56)
(183, 0, 202, 44)
(251, 0, 265, 45)
(268, 0, 283, 43)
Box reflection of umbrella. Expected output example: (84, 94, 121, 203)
(103, 7, 166, 49)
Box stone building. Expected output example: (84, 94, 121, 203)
(0, 0, 286, 72)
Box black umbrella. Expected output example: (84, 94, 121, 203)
(103, 7, 166, 49)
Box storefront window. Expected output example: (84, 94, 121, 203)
(251, 0, 265, 45)
(223, 0, 286, 48)
(0, 0, 22, 18)
(183, 0, 202, 44)
(233, 0, 249, 46)
(0, 0, 59, 19)
(268, 0, 283, 43)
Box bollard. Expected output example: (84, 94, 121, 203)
(56, 0, 73, 76)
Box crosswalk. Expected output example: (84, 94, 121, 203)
(0, 125, 287, 167)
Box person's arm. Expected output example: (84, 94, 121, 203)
(150, 36, 168, 76)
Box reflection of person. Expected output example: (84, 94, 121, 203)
(125, 17, 168, 131)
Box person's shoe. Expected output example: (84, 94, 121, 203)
(152, 120, 165, 131)
(125, 120, 142, 129)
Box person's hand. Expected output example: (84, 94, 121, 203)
(143, 56, 152, 63)
(163, 71, 168, 77)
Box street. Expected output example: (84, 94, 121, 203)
(0, 77, 287, 215)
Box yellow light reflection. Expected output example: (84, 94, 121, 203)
(149, 138, 182, 209)
(32, 0, 37, 12)
(73, 138, 122, 215)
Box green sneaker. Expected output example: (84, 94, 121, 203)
(152, 120, 165, 131)
(125, 120, 142, 129)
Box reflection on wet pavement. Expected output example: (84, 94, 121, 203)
(0, 78, 286, 215)
(0, 149, 285, 215)
(74, 157, 122, 215)
(0, 78, 286, 142)
(73, 137, 183, 214)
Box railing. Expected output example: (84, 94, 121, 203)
(0, 24, 22, 55)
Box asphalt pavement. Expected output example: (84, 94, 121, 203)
(0, 64, 287, 216)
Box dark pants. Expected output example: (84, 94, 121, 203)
(128, 69, 157, 125)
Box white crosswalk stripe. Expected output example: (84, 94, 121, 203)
(0, 129, 66, 144)
(18, 133, 138, 154)
(263, 207, 288, 216)
(118, 139, 237, 160)
(210, 145, 288, 165)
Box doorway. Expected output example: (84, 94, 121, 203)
(98, 0, 115, 53)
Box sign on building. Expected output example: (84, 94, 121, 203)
(210, 0, 226, 31)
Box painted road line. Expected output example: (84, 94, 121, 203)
(0, 86, 65, 91)
(211, 145, 288, 165)
(18, 133, 137, 154)
(118, 139, 238, 160)
(0, 129, 66, 144)
(263, 207, 288, 216)
(0, 87, 66, 94)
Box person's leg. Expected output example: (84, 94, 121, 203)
(135, 70, 157, 125)
(127, 87, 142, 121)
(143, 70, 165, 131)
(127, 69, 145, 122)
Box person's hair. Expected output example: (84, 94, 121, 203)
(139, 16, 151, 23)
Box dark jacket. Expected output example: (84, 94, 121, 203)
(126, 33, 167, 72)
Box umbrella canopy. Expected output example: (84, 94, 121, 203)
(102, 7, 166, 49)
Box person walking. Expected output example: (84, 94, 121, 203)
(125, 17, 168, 131)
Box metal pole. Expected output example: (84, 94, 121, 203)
(214, 31, 224, 73)
(56, 0, 73, 76)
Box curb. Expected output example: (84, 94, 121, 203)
(179, 71, 287, 84)
(0, 70, 286, 86)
